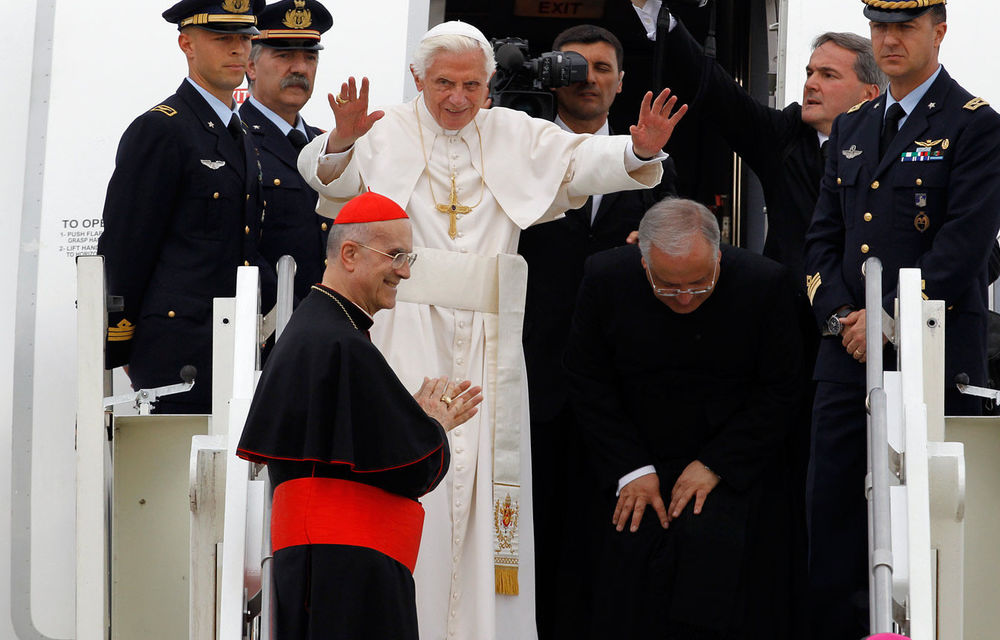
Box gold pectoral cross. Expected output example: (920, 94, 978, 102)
(435, 174, 472, 239)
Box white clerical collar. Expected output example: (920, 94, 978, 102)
(885, 64, 942, 128)
(554, 114, 610, 136)
(185, 77, 239, 126)
(248, 95, 306, 136)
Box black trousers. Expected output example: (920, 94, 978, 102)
(805, 381, 870, 640)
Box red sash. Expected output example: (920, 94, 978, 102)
(271, 477, 425, 573)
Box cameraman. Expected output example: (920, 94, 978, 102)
(517, 24, 677, 640)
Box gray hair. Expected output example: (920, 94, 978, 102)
(812, 32, 887, 87)
(637, 198, 720, 260)
(247, 43, 264, 88)
(411, 34, 495, 81)
(326, 221, 373, 258)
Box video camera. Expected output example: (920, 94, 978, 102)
(489, 37, 588, 121)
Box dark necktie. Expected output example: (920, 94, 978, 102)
(879, 103, 905, 160)
(567, 196, 593, 228)
(287, 128, 308, 151)
(228, 114, 243, 141)
(820, 139, 829, 160)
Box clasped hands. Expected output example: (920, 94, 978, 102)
(613, 461, 719, 533)
(414, 376, 483, 432)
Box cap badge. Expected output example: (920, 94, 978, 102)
(842, 145, 863, 160)
(222, 0, 252, 15)
(283, 0, 312, 29)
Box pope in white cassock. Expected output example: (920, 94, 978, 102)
(297, 20, 686, 640)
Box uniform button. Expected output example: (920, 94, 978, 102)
(244, 225, 250, 234)
(456, 339, 463, 347)
(861, 244, 870, 254)
(321, 222, 329, 231)
(273, 178, 281, 186)
(837, 178, 842, 185)
(167, 310, 176, 318)
(456, 357, 464, 365)
(213, 192, 220, 199)
(458, 321, 465, 328)
(864, 212, 873, 222)
(871, 181, 880, 190)
(455, 447, 463, 454)
(915, 178, 923, 186)
(324, 258, 328, 266)
(244, 260, 250, 266)
(246, 193, 250, 201)
(456, 464, 464, 471)
(452, 593, 459, 600)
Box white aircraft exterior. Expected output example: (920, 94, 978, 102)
(1, 1, 998, 637)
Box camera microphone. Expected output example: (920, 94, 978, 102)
(495, 43, 526, 73)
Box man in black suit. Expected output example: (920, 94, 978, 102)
(804, 1, 1000, 637)
(565, 198, 803, 638)
(516, 24, 677, 639)
(645, 2, 883, 279)
(242, 0, 332, 301)
(97, 0, 268, 413)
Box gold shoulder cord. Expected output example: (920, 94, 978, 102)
(414, 99, 487, 239)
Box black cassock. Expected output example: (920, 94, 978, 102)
(565, 245, 804, 638)
(238, 286, 449, 640)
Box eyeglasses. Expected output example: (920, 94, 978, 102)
(645, 260, 718, 297)
(356, 243, 418, 269)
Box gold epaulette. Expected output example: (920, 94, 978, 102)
(846, 101, 868, 114)
(108, 319, 135, 342)
(150, 104, 178, 117)
(964, 98, 989, 111)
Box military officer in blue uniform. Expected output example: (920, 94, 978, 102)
(803, 1, 1000, 636)
(97, 0, 270, 414)
(242, 0, 332, 301)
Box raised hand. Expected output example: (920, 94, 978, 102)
(325, 76, 386, 153)
(629, 88, 688, 159)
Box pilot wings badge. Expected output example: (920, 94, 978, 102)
(842, 145, 863, 160)
(201, 159, 226, 170)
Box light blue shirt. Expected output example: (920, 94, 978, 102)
(883, 65, 943, 131)
(185, 77, 240, 127)
(248, 95, 307, 137)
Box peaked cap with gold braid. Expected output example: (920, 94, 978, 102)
(862, 0, 946, 22)
(163, 0, 265, 35)
(254, 0, 333, 51)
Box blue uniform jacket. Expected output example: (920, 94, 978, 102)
(240, 100, 328, 301)
(805, 67, 1000, 407)
(98, 80, 272, 411)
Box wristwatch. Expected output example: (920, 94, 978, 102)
(824, 307, 853, 336)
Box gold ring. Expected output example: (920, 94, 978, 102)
(335, 95, 349, 105)
(440, 395, 453, 406)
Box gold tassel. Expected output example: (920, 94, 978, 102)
(495, 566, 519, 595)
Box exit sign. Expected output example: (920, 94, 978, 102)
(513, 0, 606, 19)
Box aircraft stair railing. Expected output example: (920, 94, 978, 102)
(189, 255, 295, 640)
(864, 259, 965, 639)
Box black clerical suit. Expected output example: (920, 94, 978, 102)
(98, 80, 270, 413)
(238, 286, 449, 640)
(565, 244, 804, 639)
(240, 100, 328, 301)
(518, 153, 676, 639)
(804, 67, 1000, 638)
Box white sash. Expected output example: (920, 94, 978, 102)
(395, 246, 527, 594)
